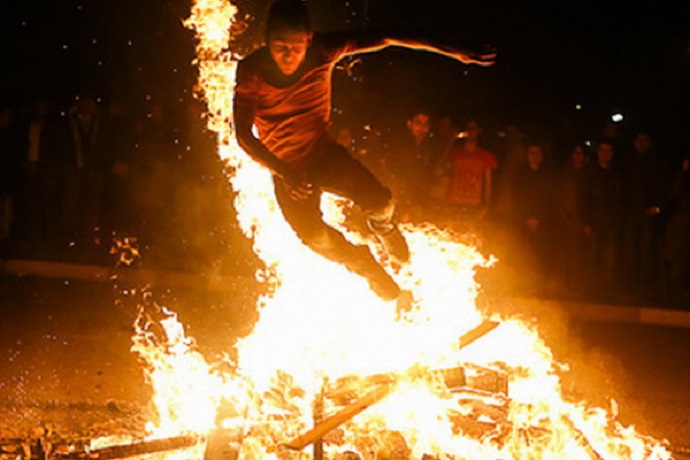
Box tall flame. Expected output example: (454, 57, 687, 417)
(124, 0, 672, 458)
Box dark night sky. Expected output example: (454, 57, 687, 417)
(2, 0, 690, 148)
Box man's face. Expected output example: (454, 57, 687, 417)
(268, 28, 311, 76)
(597, 143, 614, 167)
(572, 146, 586, 168)
(634, 133, 652, 154)
(465, 121, 481, 142)
(407, 114, 430, 142)
(527, 145, 543, 169)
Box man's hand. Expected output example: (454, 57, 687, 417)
(376, 37, 497, 68)
(281, 168, 313, 200)
(454, 44, 496, 66)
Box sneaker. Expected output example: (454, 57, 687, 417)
(343, 243, 402, 301)
(368, 271, 401, 301)
(395, 289, 414, 317)
(375, 226, 410, 266)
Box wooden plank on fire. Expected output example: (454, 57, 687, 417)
(560, 415, 608, 460)
(283, 383, 396, 451)
(51, 435, 198, 459)
(458, 320, 499, 349)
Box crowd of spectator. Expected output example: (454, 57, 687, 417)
(1, 93, 689, 309)
(333, 109, 690, 309)
(0, 93, 256, 275)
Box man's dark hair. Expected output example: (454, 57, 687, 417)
(266, 0, 310, 35)
(598, 137, 616, 149)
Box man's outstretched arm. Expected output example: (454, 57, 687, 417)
(337, 30, 496, 66)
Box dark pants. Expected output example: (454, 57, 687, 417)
(273, 144, 399, 299)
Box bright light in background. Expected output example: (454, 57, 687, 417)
(575, 103, 582, 110)
(611, 112, 624, 123)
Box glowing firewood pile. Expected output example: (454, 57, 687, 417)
(1, 316, 683, 460)
(2, 0, 681, 453)
(1, 322, 512, 460)
(282, 320, 505, 455)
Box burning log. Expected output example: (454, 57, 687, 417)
(50, 435, 198, 460)
(283, 383, 396, 451)
(457, 320, 499, 349)
(560, 414, 612, 460)
(669, 444, 690, 458)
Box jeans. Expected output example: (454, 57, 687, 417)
(273, 143, 400, 299)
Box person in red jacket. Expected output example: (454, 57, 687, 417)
(233, 0, 494, 303)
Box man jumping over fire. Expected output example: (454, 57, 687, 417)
(233, 0, 494, 305)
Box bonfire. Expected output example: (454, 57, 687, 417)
(5, 1, 673, 459)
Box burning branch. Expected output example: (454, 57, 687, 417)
(457, 319, 499, 349)
(283, 383, 397, 451)
(561, 414, 609, 460)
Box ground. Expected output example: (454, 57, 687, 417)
(0, 275, 688, 455)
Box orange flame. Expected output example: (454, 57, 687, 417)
(120, 0, 673, 458)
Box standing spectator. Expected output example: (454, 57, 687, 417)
(555, 143, 591, 295)
(580, 138, 624, 298)
(432, 114, 458, 159)
(67, 94, 107, 248)
(20, 99, 60, 251)
(601, 121, 625, 163)
(428, 114, 457, 202)
(0, 105, 24, 246)
(619, 130, 669, 298)
(661, 157, 690, 307)
(130, 103, 178, 265)
(494, 123, 527, 222)
(386, 108, 438, 222)
(100, 98, 137, 237)
(511, 141, 554, 294)
(442, 119, 498, 230)
(170, 98, 230, 270)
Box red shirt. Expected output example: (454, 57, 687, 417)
(447, 143, 497, 206)
(234, 33, 360, 167)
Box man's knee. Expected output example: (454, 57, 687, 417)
(293, 224, 331, 252)
(298, 225, 353, 259)
(367, 199, 396, 233)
